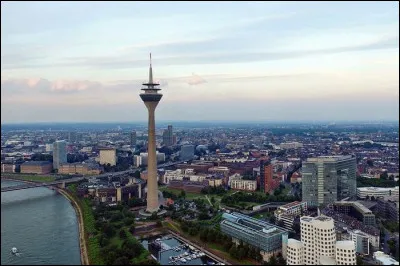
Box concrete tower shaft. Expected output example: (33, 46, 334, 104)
(140, 53, 162, 213)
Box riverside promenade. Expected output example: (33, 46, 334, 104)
(58, 189, 89, 265)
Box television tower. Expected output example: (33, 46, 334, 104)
(140, 53, 163, 213)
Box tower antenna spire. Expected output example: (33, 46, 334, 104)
(149, 52, 153, 84)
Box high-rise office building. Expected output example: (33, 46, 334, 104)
(162, 125, 175, 146)
(53, 140, 67, 170)
(302, 155, 357, 207)
(180, 145, 195, 161)
(130, 130, 137, 147)
(286, 215, 356, 265)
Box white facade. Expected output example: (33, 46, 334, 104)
(163, 169, 206, 184)
(280, 142, 303, 149)
(357, 186, 399, 199)
(45, 144, 53, 152)
(287, 215, 356, 265)
(139, 151, 165, 166)
(230, 179, 257, 191)
(287, 239, 304, 265)
(335, 241, 356, 265)
(99, 149, 117, 166)
(133, 155, 142, 167)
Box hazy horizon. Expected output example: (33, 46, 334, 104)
(1, 1, 399, 123)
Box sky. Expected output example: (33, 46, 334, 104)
(1, 1, 399, 123)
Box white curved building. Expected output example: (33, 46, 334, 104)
(287, 239, 304, 265)
(357, 186, 399, 199)
(336, 241, 356, 265)
(286, 215, 356, 265)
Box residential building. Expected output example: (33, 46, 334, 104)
(20, 161, 53, 174)
(302, 155, 357, 207)
(220, 212, 289, 261)
(260, 160, 280, 193)
(58, 162, 102, 175)
(350, 230, 370, 255)
(99, 148, 117, 166)
(274, 201, 308, 231)
(230, 179, 257, 191)
(286, 215, 356, 265)
(280, 142, 303, 149)
(53, 140, 67, 170)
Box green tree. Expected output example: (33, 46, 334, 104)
(180, 190, 186, 199)
(119, 229, 127, 239)
(356, 256, 364, 265)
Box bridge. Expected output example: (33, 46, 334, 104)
(1, 160, 185, 193)
(1, 176, 85, 192)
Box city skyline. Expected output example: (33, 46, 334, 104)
(1, 1, 399, 123)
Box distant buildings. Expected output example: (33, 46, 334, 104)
(220, 212, 289, 261)
(162, 125, 175, 146)
(58, 162, 102, 175)
(357, 186, 399, 199)
(286, 215, 356, 265)
(21, 161, 52, 174)
(130, 131, 137, 147)
(99, 148, 117, 166)
(180, 145, 195, 161)
(302, 155, 357, 207)
(280, 142, 303, 150)
(138, 152, 165, 166)
(53, 140, 67, 170)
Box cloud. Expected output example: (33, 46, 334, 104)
(187, 73, 206, 85)
(4, 35, 396, 71)
(1, 78, 102, 93)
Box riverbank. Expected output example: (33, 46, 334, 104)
(58, 189, 89, 265)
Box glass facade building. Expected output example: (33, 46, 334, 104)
(220, 212, 289, 253)
(302, 156, 357, 207)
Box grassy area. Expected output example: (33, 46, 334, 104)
(7, 174, 56, 183)
(253, 211, 273, 220)
(159, 186, 205, 200)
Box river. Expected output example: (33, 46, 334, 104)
(1, 180, 81, 265)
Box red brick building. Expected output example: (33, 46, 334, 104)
(20, 161, 53, 174)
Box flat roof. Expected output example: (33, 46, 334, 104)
(280, 201, 303, 209)
(376, 257, 399, 265)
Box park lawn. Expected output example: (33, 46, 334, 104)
(11, 174, 56, 183)
(159, 186, 205, 200)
